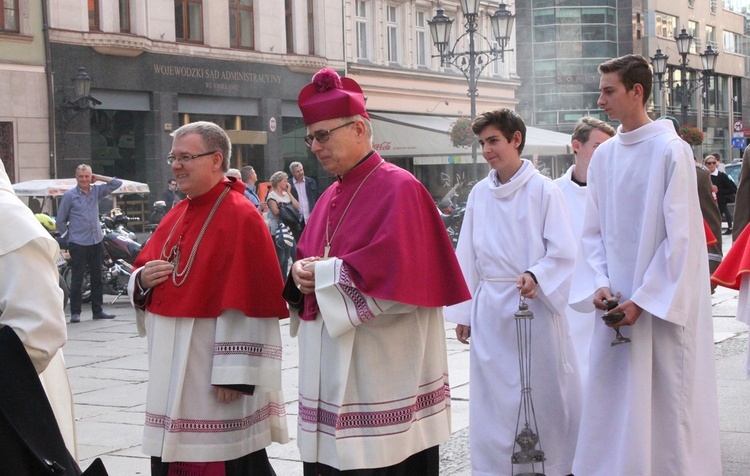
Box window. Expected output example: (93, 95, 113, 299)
(415, 10, 429, 67)
(229, 0, 254, 49)
(120, 0, 130, 33)
(709, 0, 716, 14)
(688, 21, 698, 53)
(285, 0, 293, 53)
(89, 0, 100, 31)
(723, 31, 745, 54)
(355, 1, 369, 60)
(307, 0, 315, 55)
(175, 0, 203, 42)
(386, 5, 400, 63)
(0, 123, 14, 183)
(706, 25, 716, 48)
(1, 0, 19, 33)
(655, 12, 677, 39)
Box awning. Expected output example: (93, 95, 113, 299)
(368, 112, 571, 163)
(12, 178, 150, 197)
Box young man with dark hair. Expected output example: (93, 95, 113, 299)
(570, 54, 722, 475)
(446, 108, 582, 475)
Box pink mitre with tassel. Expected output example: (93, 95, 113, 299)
(297, 68, 369, 125)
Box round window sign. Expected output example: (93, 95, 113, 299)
(269, 117, 277, 132)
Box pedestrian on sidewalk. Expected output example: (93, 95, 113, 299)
(56, 164, 122, 323)
(130, 121, 289, 475)
(285, 68, 470, 475)
(569, 54, 722, 475)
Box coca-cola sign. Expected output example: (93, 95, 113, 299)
(373, 141, 392, 151)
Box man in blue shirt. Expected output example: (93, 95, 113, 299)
(56, 164, 122, 323)
(240, 165, 262, 211)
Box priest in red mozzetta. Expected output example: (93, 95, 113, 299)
(129, 121, 289, 475)
(284, 68, 471, 475)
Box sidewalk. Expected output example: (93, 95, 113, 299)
(63, 267, 749, 475)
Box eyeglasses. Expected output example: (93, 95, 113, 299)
(167, 150, 217, 165)
(705, 161, 717, 165)
(303, 121, 355, 147)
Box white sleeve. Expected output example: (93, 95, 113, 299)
(314, 258, 417, 338)
(0, 238, 67, 374)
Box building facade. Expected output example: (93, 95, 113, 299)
(515, 0, 749, 161)
(0, 0, 51, 183)
(4, 0, 521, 203)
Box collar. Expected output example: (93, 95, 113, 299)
(336, 150, 377, 183)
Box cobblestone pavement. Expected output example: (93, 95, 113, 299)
(63, 233, 749, 475)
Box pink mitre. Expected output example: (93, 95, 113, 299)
(297, 68, 369, 125)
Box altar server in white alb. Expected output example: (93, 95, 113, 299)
(570, 54, 721, 475)
(445, 108, 582, 476)
(554, 116, 615, 387)
(285, 68, 471, 475)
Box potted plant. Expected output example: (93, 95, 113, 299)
(449, 116, 475, 148)
(679, 125, 705, 146)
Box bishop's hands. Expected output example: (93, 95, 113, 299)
(138, 260, 174, 289)
(594, 287, 642, 327)
(291, 257, 320, 295)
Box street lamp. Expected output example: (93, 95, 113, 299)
(650, 28, 718, 127)
(429, 1, 515, 166)
(60, 67, 102, 128)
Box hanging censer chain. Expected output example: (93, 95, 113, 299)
(159, 185, 231, 287)
(323, 160, 383, 259)
(512, 293, 546, 476)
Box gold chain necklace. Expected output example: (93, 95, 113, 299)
(324, 160, 383, 259)
(160, 185, 231, 286)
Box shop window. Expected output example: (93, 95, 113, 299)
(0, 122, 14, 183)
(120, 0, 130, 33)
(175, 0, 203, 43)
(229, 0, 254, 49)
(89, 0, 100, 31)
(2, 0, 19, 32)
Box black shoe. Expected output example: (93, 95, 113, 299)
(70, 314, 80, 324)
(92, 311, 115, 320)
(723, 228, 732, 235)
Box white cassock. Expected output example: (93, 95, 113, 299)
(570, 120, 722, 475)
(445, 161, 582, 476)
(290, 258, 452, 471)
(736, 278, 750, 378)
(554, 166, 595, 387)
(128, 274, 289, 463)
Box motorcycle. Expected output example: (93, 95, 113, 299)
(436, 180, 466, 249)
(61, 211, 142, 304)
(35, 213, 70, 309)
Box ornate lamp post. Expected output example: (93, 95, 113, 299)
(429, 1, 515, 168)
(650, 28, 718, 127)
(58, 67, 102, 164)
(60, 67, 102, 128)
